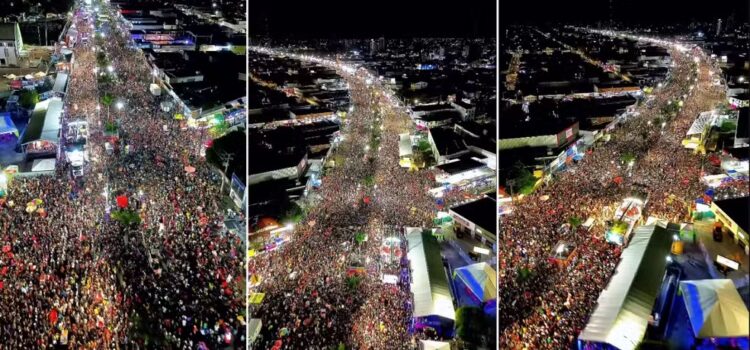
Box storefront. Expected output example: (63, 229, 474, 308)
(710, 197, 749, 255)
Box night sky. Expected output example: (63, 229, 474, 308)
(249, 0, 496, 38)
(500, 0, 749, 25)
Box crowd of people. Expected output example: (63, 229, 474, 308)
(499, 37, 735, 349)
(249, 59, 455, 349)
(0, 2, 244, 348)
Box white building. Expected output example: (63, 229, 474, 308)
(0, 23, 23, 67)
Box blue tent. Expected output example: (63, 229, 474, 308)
(0, 113, 18, 137)
(452, 262, 496, 303)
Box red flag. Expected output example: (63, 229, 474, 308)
(49, 309, 58, 324)
(116, 195, 128, 208)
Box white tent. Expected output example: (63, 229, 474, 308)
(399, 133, 413, 158)
(52, 72, 69, 94)
(247, 318, 262, 344)
(419, 340, 451, 350)
(679, 279, 749, 339)
(406, 227, 455, 321)
(686, 111, 715, 136)
(31, 158, 56, 172)
(578, 225, 673, 350)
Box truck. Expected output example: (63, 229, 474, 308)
(69, 151, 85, 178)
(605, 186, 649, 246)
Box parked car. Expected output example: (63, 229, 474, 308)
(713, 226, 723, 242)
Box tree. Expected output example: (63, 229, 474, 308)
(209, 121, 230, 139)
(507, 161, 536, 195)
(653, 116, 663, 127)
(417, 139, 431, 152)
(345, 275, 363, 290)
(516, 267, 535, 283)
(104, 120, 118, 134)
(620, 152, 636, 165)
(719, 121, 736, 133)
(363, 175, 375, 187)
(280, 202, 305, 224)
(455, 306, 485, 346)
(206, 130, 245, 178)
(19, 90, 40, 108)
(568, 216, 582, 230)
(101, 93, 113, 108)
(111, 210, 141, 227)
(355, 232, 367, 245)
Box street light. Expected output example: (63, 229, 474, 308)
(107, 65, 114, 73)
(116, 101, 124, 110)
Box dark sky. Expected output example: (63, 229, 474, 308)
(500, 0, 749, 25)
(249, 0, 496, 38)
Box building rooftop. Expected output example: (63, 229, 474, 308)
(429, 127, 467, 157)
(248, 145, 306, 176)
(412, 103, 454, 112)
(449, 196, 497, 236)
(713, 197, 749, 234)
(436, 157, 486, 175)
(420, 110, 461, 122)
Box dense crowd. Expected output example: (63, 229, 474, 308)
(499, 39, 733, 349)
(248, 61, 455, 349)
(0, 2, 244, 349)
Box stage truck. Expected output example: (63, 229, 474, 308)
(605, 185, 649, 246)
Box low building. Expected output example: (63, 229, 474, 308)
(248, 148, 307, 186)
(290, 107, 335, 122)
(428, 127, 469, 164)
(416, 110, 460, 129)
(711, 196, 749, 255)
(448, 196, 497, 246)
(0, 23, 23, 67)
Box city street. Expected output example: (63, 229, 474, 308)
(0, 1, 245, 348)
(499, 32, 733, 349)
(247, 49, 481, 349)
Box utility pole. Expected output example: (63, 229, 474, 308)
(219, 151, 234, 195)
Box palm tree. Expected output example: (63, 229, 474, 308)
(568, 216, 582, 230)
(101, 94, 114, 121)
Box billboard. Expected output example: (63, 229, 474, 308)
(556, 122, 579, 147)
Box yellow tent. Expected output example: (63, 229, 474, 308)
(248, 292, 265, 304)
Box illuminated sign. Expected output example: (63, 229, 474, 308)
(473, 247, 490, 255)
(716, 255, 739, 270)
(144, 34, 175, 42)
(556, 122, 579, 146)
